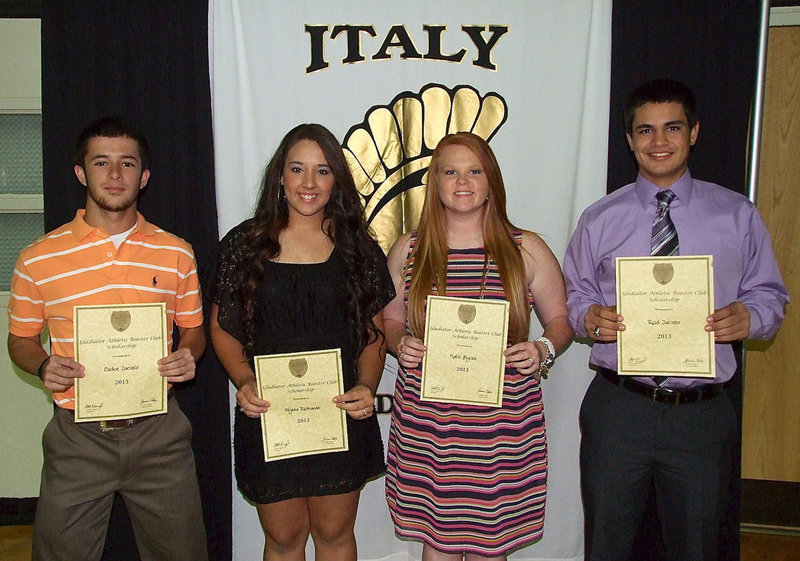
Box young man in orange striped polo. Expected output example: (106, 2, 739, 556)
(7, 117, 208, 561)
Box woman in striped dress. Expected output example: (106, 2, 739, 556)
(384, 132, 572, 559)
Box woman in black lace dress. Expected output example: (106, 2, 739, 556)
(208, 124, 395, 561)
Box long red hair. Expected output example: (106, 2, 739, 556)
(406, 132, 531, 344)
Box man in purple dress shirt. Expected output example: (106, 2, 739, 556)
(563, 79, 789, 561)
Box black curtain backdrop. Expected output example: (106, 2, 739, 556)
(608, 1, 760, 195)
(40, 2, 231, 560)
(608, 2, 761, 560)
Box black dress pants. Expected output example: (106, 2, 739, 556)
(579, 374, 736, 561)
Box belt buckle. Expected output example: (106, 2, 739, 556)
(651, 385, 680, 405)
(99, 420, 119, 432)
(99, 419, 134, 432)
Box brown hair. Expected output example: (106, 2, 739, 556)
(406, 132, 530, 343)
(237, 124, 382, 360)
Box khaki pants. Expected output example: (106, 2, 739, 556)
(32, 400, 208, 561)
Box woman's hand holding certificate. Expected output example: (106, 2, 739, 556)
(254, 349, 348, 462)
(420, 296, 509, 407)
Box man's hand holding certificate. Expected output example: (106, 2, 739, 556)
(616, 256, 715, 378)
(255, 349, 348, 462)
(421, 295, 509, 407)
(74, 303, 169, 422)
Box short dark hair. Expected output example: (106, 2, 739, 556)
(74, 116, 150, 170)
(624, 79, 697, 134)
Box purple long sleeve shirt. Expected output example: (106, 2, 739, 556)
(564, 171, 789, 388)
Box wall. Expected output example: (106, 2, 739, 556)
(0, 18, 52, 499)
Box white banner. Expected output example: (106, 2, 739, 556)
(210, 2, 611, 559)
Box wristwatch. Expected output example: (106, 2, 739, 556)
(534, 336, 555, 378)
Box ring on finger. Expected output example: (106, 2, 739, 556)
(399, 351, 404, 359)
(593, 325, 601, 337)
(363, 408, 368, 417)
(528, 358, 534, 367)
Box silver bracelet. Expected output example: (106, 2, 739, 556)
(534, 336, 555, 378)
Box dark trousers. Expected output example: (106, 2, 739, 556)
(32, 401, 208, 561)
(580, 374, 736, 561)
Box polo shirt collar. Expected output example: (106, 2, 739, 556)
(72, 209, 156, 241)
(634, 170, 694, 210)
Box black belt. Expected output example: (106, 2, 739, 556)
(598, 368, 722, 405)
(64, 387, 175, 432)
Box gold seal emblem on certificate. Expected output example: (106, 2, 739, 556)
(458, 303, 477, 324)
(288, 358, 308, 378)
(652, 263, 674, 285)
(421, 295, 509, 407)
(110, 310, 132, 332)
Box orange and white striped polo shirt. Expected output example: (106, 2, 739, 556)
(8, 210, 203, 409)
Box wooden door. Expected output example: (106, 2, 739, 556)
(743, 25, 800, 484)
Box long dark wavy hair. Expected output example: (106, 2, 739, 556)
(236, 123, 383, 362)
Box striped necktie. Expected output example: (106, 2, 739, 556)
(652, 189, 678, 256)
(651, 189, 677, 385)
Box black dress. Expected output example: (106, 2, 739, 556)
(208, 221, 395, 503)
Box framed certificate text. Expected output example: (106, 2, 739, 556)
(616, 256, 715, 378)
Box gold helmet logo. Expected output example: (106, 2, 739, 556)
(343, 83, 508, 253)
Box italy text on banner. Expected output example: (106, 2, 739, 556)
(210, 2, 611, 560)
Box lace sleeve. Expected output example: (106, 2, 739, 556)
(366, 238, 396, 317)
(204, 221, 250, 342)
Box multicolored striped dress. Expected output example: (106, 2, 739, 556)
(385, 232, 547, 556)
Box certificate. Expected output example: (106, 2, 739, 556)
(74, 303, 168, 422)
(254, 348, 348, 462)
(421, 295, 509, 407)
(616, 256, 715, 378)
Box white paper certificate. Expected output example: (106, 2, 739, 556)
(254, 348, 348, 462)
(74, 303, 168, 422)
(616, 256, 715, 378)
(421, 295, 509, 407)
